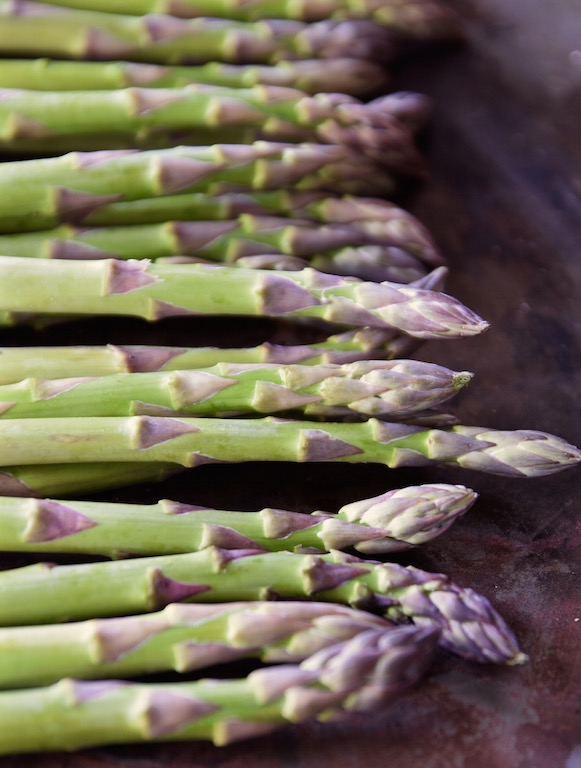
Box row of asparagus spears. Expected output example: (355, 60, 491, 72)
(0, 0, 451, 163)
(0, 0, 577, 758)
(0, 0, 461, 63)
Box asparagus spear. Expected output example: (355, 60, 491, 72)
(224, 248, 430, 284)
(0, 359, 471, 421)
(0, 2, 418, 64)
(26, 0, 460, 35)
(0, 189, 442, 273)
(0, 415, 576, 477)
(0, 625, 439, 755)
(0, 546, 525, 664)
(68, 192, 438, 252)
(0, 257, 486, 338)
(36, 248, 431, 285)
(16, 188, 441, 280)
(0, 327, 426, 386)
(0, 483, 477, 557)
(0, 600, 422, 689)
(0, 204, 442, 264)
(0, 84, 422, 169)
(0, 215, 437, 281)
(0, 57, 390, 96)
(0, 462, 181, 498)
(0, 143, 404, 234)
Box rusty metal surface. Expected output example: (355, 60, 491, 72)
(0, 1, 580, 766)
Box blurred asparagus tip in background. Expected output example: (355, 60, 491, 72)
(0, 57, 392, 96)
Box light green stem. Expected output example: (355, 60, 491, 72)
(0, 257, 488, 339)
(22, 0, 461, 34)
(47, 190, 441, 271)
(0, 462, 180, 498)
(0, 359, 471, 420)
(0, 57, 390, 96)
(0, 2, 415, 64)
(0, 415, 576, 477)
(0, 483, 477, 557)
(0, 331, 423, 386)
(0, 217, 431, 283)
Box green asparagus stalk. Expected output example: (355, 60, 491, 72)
(0, 187, 443, 279)
(0, 215, 437, 283)
(0, 600, 419, 689)
(44, 191, 440, 267)
(0, 625, 439, 755)
(0, 257, 486, 339)
(0, 84, 422, 170)
(0, 205, 442, 265)
(0, 359, 472, 420)
(0, 327, 427, 386)
(0, 143, 404, 234)
(0, 2, 424, 64)
(0, 415, 577, 477)
(0, 265, 447, 335)
(27, 0, 461, 36)
(0, 247, 428, 293)
(191, 248, 430, 284)
(0, 57, 391, 96)
(0, 483, 477, 557)
(0, 462, 181, 498)
(4, 187, 440, 281)
(0, 546, 526, 664)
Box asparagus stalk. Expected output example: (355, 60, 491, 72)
(0, 2, 421, 64)
(0, 462, 181, 498)
(0, 600, 420, 689)
(0, 546, 526, 664)
(0, 257, 487, 338)
(0, 328, 426, 386)
(0, 483, 477, 557)
(5, 188, 440, 281)
(0, 625, 439, 755)
(214, 248, 430, 284)
(0, 208, 441, 265)
(0, 215, 437, 283)
(0, 143, 404, 234)
(0, 359, 472, 420)
(27, 0, 460, 36)
(49, 192, 440, 264)
(0, 188, 442, 275)
(0, 415, 576, 478)
(0, 84, 422, 170)
(72, 341, 460, 399)
(0, 240, 430, 288)
(0, 57, 390, 96)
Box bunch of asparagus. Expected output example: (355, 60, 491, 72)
(0, 143, 444, 292)
(0, 0, 578, 758)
